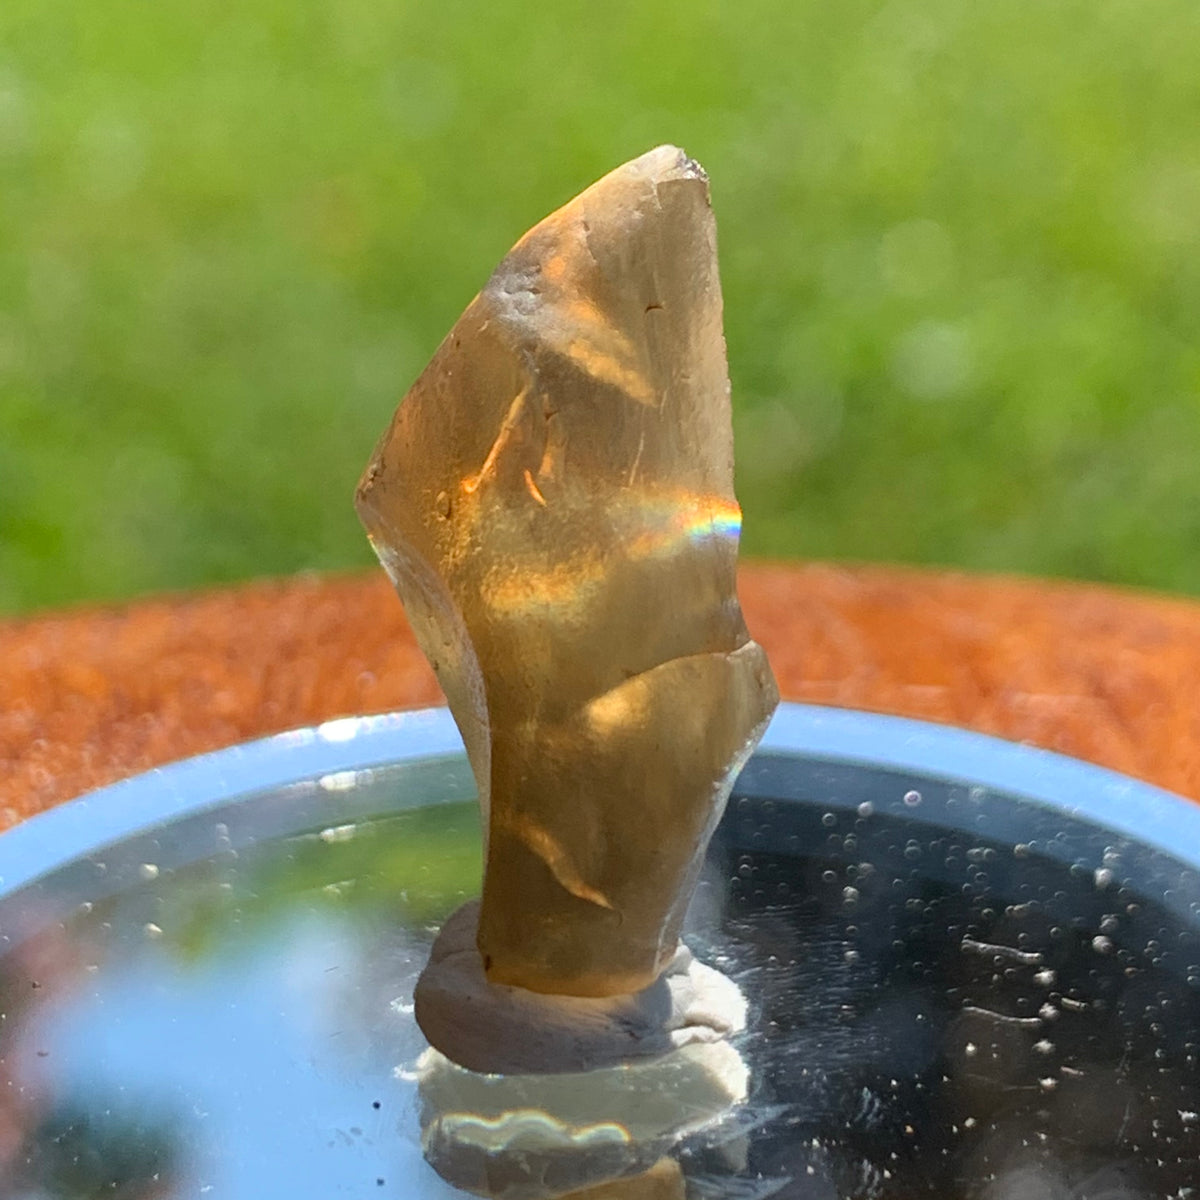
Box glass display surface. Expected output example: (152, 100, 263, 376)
(0, 704, 1198, 1200)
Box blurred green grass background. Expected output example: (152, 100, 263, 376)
(2, 0, 1199, 615)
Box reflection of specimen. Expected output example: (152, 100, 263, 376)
(0, 923, 181, 1200)
(417, 1035, 744, 1199)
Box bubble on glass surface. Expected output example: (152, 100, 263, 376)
(319, 771, 362, 793)
(318, 823, 358, 844)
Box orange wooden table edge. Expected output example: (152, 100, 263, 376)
(2, 561, 1199, 827)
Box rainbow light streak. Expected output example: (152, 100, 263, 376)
(475, 490, 744, 615)
(625, 493, 742, 562)
(686, 497, 742, 544)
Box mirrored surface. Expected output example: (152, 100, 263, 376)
(1, 707, 1199, 1199)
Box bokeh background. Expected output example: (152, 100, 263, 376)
(2, 0, 1199, 615)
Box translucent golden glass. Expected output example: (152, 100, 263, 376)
(357, 146, 778, 998)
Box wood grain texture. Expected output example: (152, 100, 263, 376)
(3, 562, 1199, 826)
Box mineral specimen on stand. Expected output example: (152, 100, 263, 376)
(357, 145, 777, 1002)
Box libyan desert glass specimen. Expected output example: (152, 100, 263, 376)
(356, 145, 778, 999)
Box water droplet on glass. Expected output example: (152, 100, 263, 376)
(857, 801, 874, 818)
(139, 863, 159, 881)
(903, 790, 922, 807)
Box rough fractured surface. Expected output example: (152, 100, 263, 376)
(356, 146, 778, 998)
